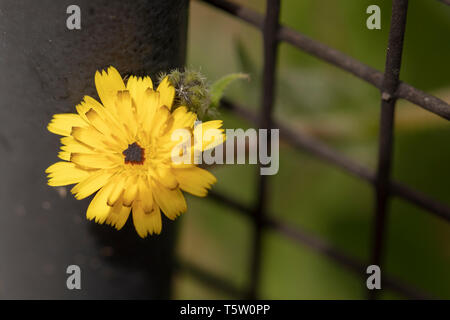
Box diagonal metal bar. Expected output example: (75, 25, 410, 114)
(174, 259, 245, 298)
(207, 191, 433, 299)
(390, 182, 450, 221)
(199, 0, 450, 120)
(248, 0, 281, 300)
(370, 0, 409, 300)
(220, 99, 450, 222)
(198, 0, 264, 28)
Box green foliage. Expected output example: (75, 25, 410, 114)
(210, 73, 249, 109)
(235, 38, 258, 77)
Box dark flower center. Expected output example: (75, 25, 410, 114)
(123, 142, 145, 165)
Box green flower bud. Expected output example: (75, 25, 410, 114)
(159, 68, 215, 120)
(158, 68, 248, 120)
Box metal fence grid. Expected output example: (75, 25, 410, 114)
(176, 0, 450, 299)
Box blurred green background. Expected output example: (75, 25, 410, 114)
(173, 0, 450, 299)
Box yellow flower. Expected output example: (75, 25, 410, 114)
(46, 66, 224, 237)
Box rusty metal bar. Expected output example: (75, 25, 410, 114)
(199, 0, 450, 120)
(221, 99, 450, 222)
(208, 191, 432, 299)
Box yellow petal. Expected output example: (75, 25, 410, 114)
(46, 161, 90, 186)
(47, 113, 87, 136)
(85, 108, 112, 136)
(141, 89, 160, 132)
(169, 143, 195, 168)
(86, 181, 116, 224)
(60, 136, 95, 154)
(107, 174, 126, 206)
(115, 90, 138, 138)
(172, 167, 217, 197)
(122, 175, 139, 207)
(58, 151, 71, 161)
(71, 126, 118, 151)
(127, 76, 153, 116)
(76, 102, 92, 123)
(71, 153, 121, 169)
(157, 76, 175, 110)
(138, 178, 154, 213)
(77, 97, 129, 145)
(193, 120, 226, 151)
(132, 201, 162, 238)
(84, 95, 105, 111)
(172, 106, 197, 129)
(71, 170, 115, 200)
(76, 96, 105, 122)
(105, 196, 131, 230)
(158, 125, 193, 154)
(152, 181, 186, 220)
(155, 166, 178, 189)
(157, 106, 196, 149)
(95, 66, 126, 113)
(149, 105, 171, 139)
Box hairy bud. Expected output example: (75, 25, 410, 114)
(159, 68, 217, 120)
(159, 68, 249, 121)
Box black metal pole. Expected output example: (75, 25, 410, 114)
(0, 0, 188, 299)
(248, 0, 280, 299)
(370, 0, 409, 300)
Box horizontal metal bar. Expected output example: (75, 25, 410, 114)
(221, 99, 450, 222)
(199, 0, 263, 28)
(199, 0, 450, 120)
(207, 191, 433, 299)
